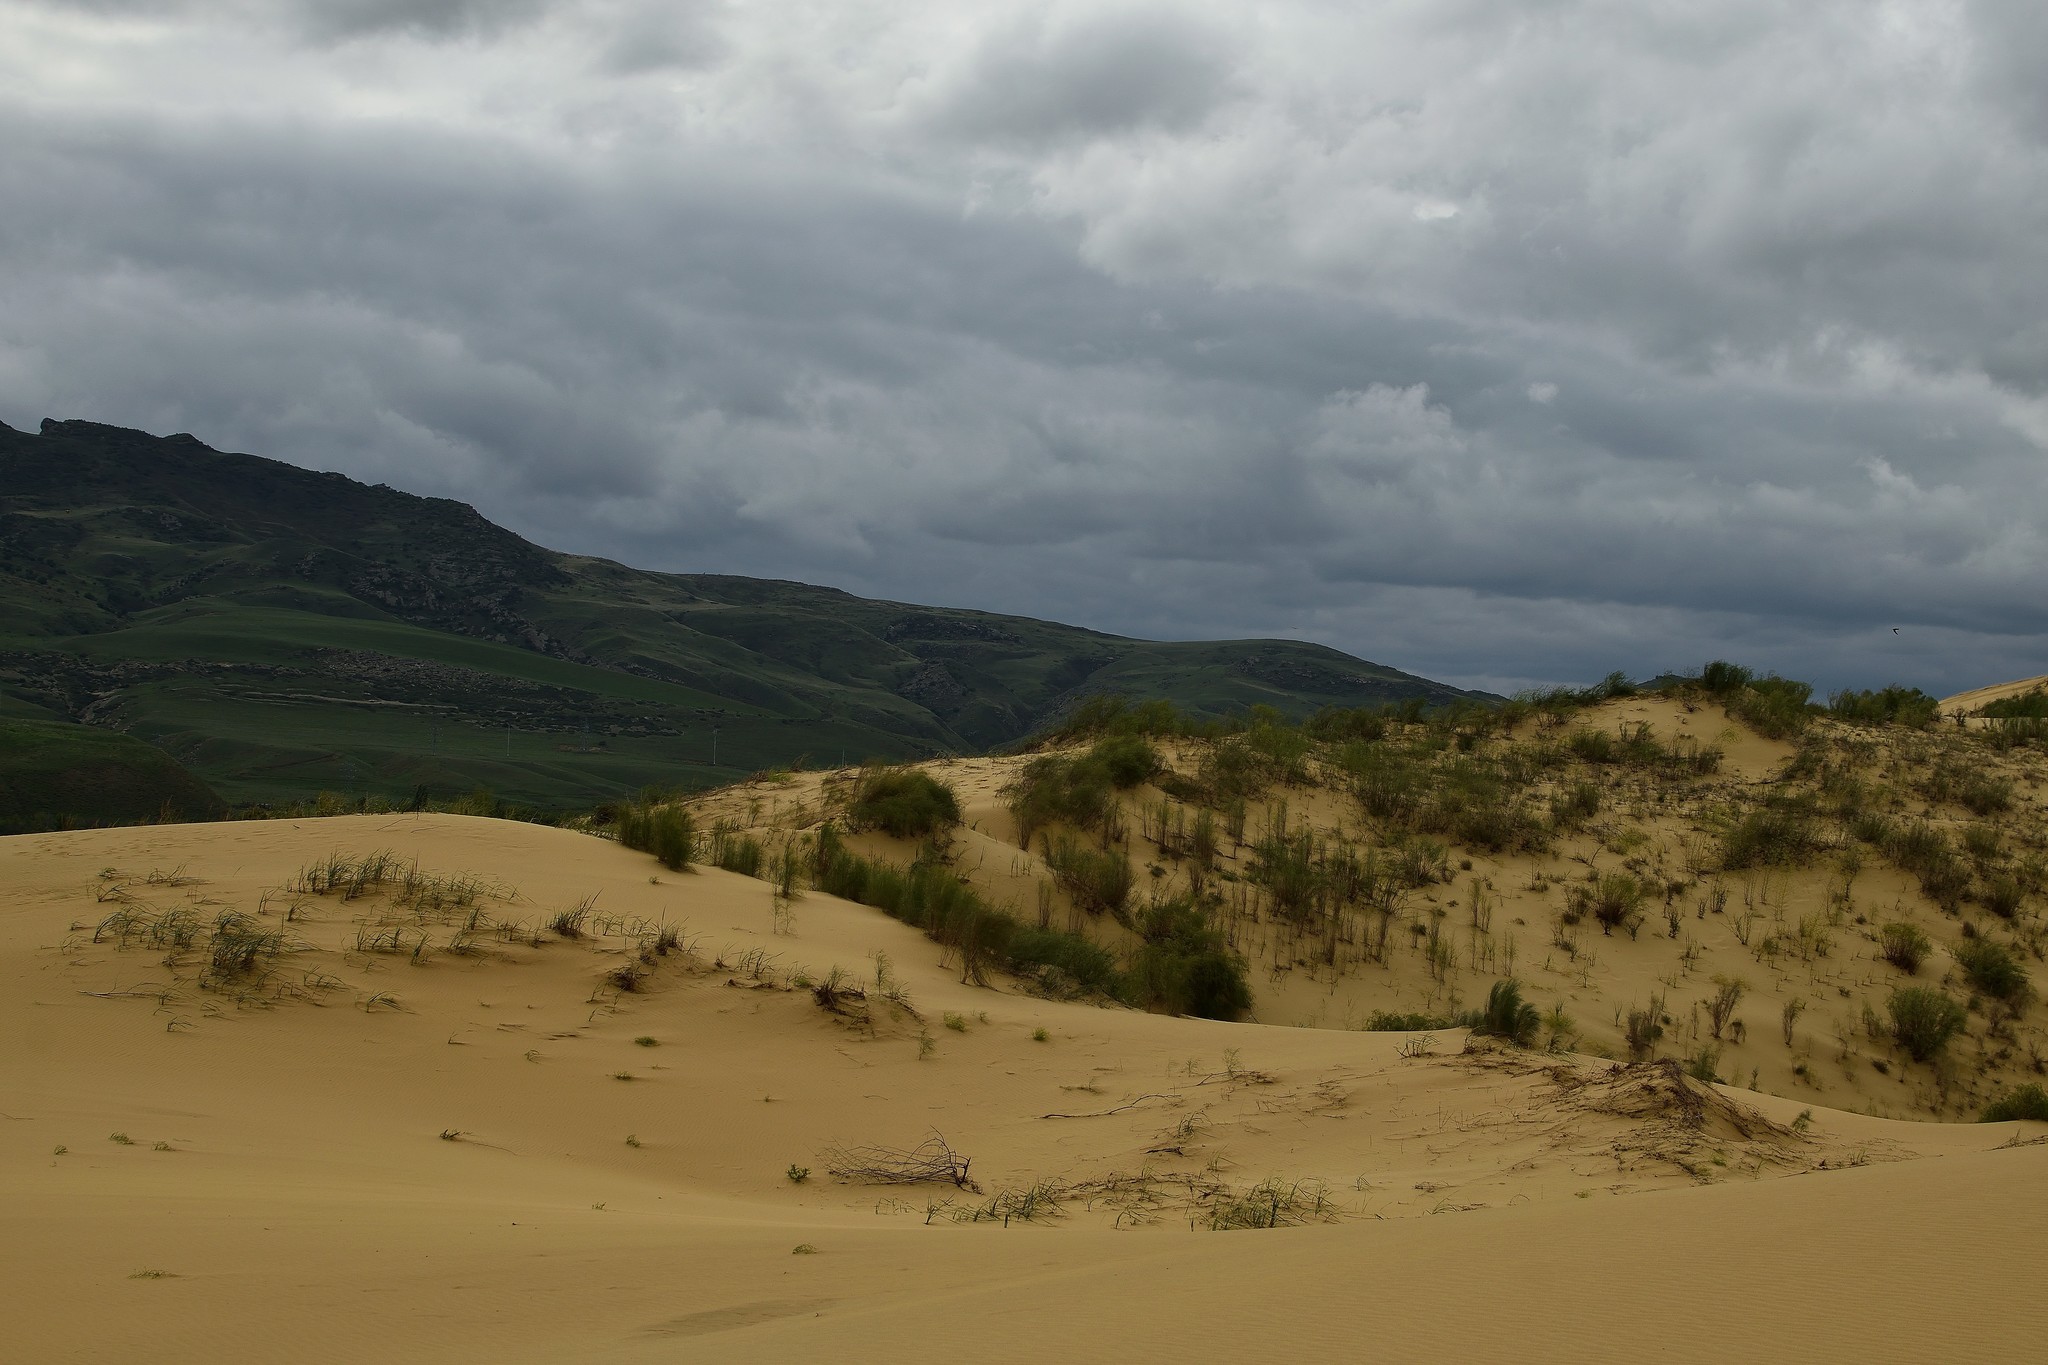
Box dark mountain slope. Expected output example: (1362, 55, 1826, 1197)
(1, 418, 1485, 809)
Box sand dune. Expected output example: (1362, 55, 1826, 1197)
(1942, 674, 2048, 716)
(688, 695, 2048, 1124)
(4, 815, 2043, 1362)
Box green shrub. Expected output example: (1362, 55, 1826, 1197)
(709, 820, 764, 877)
(1304, 706, 1390, 744)
(1550, 780, 1601, 828)
(1242, 708, 1313, 784)
(1980, 688, 2048, 720)
(1958, 774, 2015, 817)
(833, 836, 1098, 984)
(1043, 836, 1134, 917)
(1362, 1010, 1449, 1031)
(1954, 938, 2030, 1006)
(1721, 801, 1823, 869)
(1698, 661, 1754, 697)
(1199, 737, 1275, 803)
(1045, 694, 1190, 741)
(1962, 822, 2004, 865)
(1728, 675, 1815, 739)
(1089, 734, 1162, 789)
(1390, 837, 1449, 888)
(1878, 921, 1931, 974)
(1566, 729, 1616, 764)
(1828, 686, 1941, 729)
(1470, 979, 1540, 1046)
(1982, 875, 2024, 920)
(617, 802, 695, 871)
(1343, 742, 1426, 827)
(1888, 986, 1967, 1061)
(1005, 754, 1114, 847)
(1248, 828, 1319, 922)
(847, 767, 962, 839)
(1125, 895, 1251, 1020)
(1007, 926, 1120, 996)
(1981, 1084, 2048, 1122)
(1570, 873, 1647, 937)
(1409, 757, 1548, 853)
(1883, 822, 1970, 912)
(1985, 716, 2048, 750)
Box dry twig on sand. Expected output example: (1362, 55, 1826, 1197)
(821, 1132, 980, 1192)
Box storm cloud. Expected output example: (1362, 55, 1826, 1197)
(3, 0, 2044, 695)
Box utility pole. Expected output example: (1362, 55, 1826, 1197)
(711, 725, 720, 768)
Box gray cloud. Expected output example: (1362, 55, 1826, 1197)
(18, 0, 552, 38)
(917, 7, 1236, 145)
(1, 0, 2043, 699)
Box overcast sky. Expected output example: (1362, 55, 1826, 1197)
(4, 1, 2044, 695)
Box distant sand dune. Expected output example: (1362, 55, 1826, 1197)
(1942, 673, 2048, 716)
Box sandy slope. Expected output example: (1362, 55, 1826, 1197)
(1944, 674, 2048, 716)
(4, 815, 2044, 1363)
(689, 696, 2048, 1124)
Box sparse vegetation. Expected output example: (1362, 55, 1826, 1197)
(609, 663, 2048, 1122)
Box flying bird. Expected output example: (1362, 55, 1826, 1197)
(1893, 627, 1901, 634)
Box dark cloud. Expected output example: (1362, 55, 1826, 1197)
(1, 0, 2043, 699)
(919, 8, 1236, 145)
(296, 0, 552, 40)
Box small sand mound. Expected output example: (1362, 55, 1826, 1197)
(1545, 1058, 1817, 1182)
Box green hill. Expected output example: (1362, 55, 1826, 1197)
(0, 715, 225, 834)
(1, 417, 1487, 812)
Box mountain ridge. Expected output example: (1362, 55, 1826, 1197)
(1, 417, 1489, 808)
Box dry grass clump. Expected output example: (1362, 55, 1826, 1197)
(1879, 922, 1932, 974)
(90, 903, 312, 1001)
(1202, 1177, 1338, 1230)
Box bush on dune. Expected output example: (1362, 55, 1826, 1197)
(847, 767, 962, 840)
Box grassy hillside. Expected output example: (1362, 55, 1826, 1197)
(0, 717, 225, 834)
(0, 418, 1484, 812)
